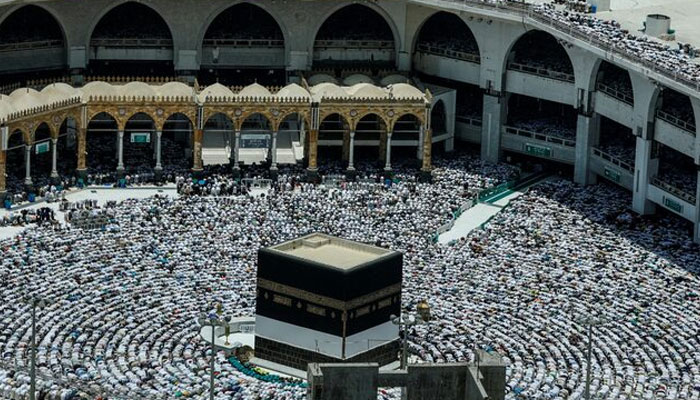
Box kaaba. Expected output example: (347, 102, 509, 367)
(254, 233, 402, 371)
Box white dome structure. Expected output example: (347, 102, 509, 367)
(198, 83, 234, 102)
(310, 82, 348, 101)
(9, 88, 45, 112)
(307, 74, 338, 86)
(238, 82, 272, 99)
(342, 74, 374, 86)
(276, 83, 310, 100)
(0, 98, 17, 121)
(157, 82, 193, 98)
(81, 81, 119, 98)
(120, 82, 157, 98)
(41, 83, 80, 104)
(380, 74, 410, 86)
(389, 83, 425, 100)
(347, 83, 389, 99)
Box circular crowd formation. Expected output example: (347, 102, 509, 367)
(0, 153, 698, 400)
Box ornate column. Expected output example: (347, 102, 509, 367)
(421, 128, 433, 172)
(233, 130, 241, 170)
(342, 130, 350, 162)
(76, 127, 87, 179)
(347, 131, 356, 171)
(417, 125, 424, 160)
(0, 149, 6, 196)
(384, 131, 392, 171)
(193, 128, 203, 172)
(270, 130, 278, 170)
(24, 143, 32, 186)
(307, 128, 318, 171)
(154, 131, 163, 171)
(116, 130, 125, 174)
(50, 138, 59, 179)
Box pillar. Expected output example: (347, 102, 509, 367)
(384, 132, 393, 171)
(422, 128, 433, 171)
(77, 127, 87, 180)
(116, 130, 125, 174)
(24, 144, 32, 186)
(50, 138, 59, 179)
(270, 131, 278, 170)
(193, 128, 203, 172)
(481, 92, 506, 163)
(0, 149, 6, 198)
(307, 129, 318, 171)
(574, 113, 600, 185)
(378, 131, 387, 163)
(694, 166, 700, 244)
(417, 125, 424, 160)
(233, 130, 241, 170)
(632, 136, 658, 215)
(154, 131, 163, 171)
(347, 131, 356, 171)
(342, 130, 350, 162)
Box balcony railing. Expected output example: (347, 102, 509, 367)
(503, 125, 576, 147)
(415, 43, 481, 64)
(314, 39, 394, 49)
(597, 83, 633, 106)
(592, 148, 634, 173)
(456, 116, 482, 126)
(90, 38, 173, 48)
(656, 110, 696, 134)
(203, 38, 284, 48)
(507, 62, 575, 83)
(0, 39, 63, 53)
(651, 176, 697, 204)
(428, 0, 700, 93)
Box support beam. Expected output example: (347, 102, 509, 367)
(421, 128, 433, 181)
(574, 113, 600, 185)
(347, 131, 355, 171)
(481, 92, 506, 163)
(307, 128, 318, 172)
(270, 131, 278, 170)
(154, 131, 163, 171)
(24, 144, 32, 186)
(0, 149, 6, 198)
(76, 127, 87, 180)
(632, 137, 658, 214)
(695, 166, 700, 244)
(193, 128, 203, 172)
(417, 125, 424, 160)
(233, 130, 241, 170)
(384, 131, 392, 171)
(116, 131, 125, 175)
(50, 138, 59, 180)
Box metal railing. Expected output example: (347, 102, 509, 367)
(314, 39, 394, 49)
(656, 110, 696, 134)
(427, 0, 700, 93)
(650, 176, 697, 204)
(592, 148, 634, 173)
(416, 43, 481, 63)
(456, 116, 483, 126)
(0, 39, 63, 52)
(507, 61, 575, 83)
(596, 83, 634, 106)
(203, 38, 284, 47)
(90, 38, 173, 47)
(502, 125, 576, 147)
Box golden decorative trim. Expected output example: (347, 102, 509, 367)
(257, 278, 401, 311)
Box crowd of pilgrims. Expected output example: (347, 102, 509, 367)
(0, 149, 697, 400)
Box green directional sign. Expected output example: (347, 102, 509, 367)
(35, 142, 50, 154)
(524, 143, 551, 158)
(131, 132, 150, 143)
(663, 196, 683, 214)
(604, 167, 621, 183)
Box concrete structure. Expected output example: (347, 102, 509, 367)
(307, 350, 506, 400)
(0, 0, 699, 241)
